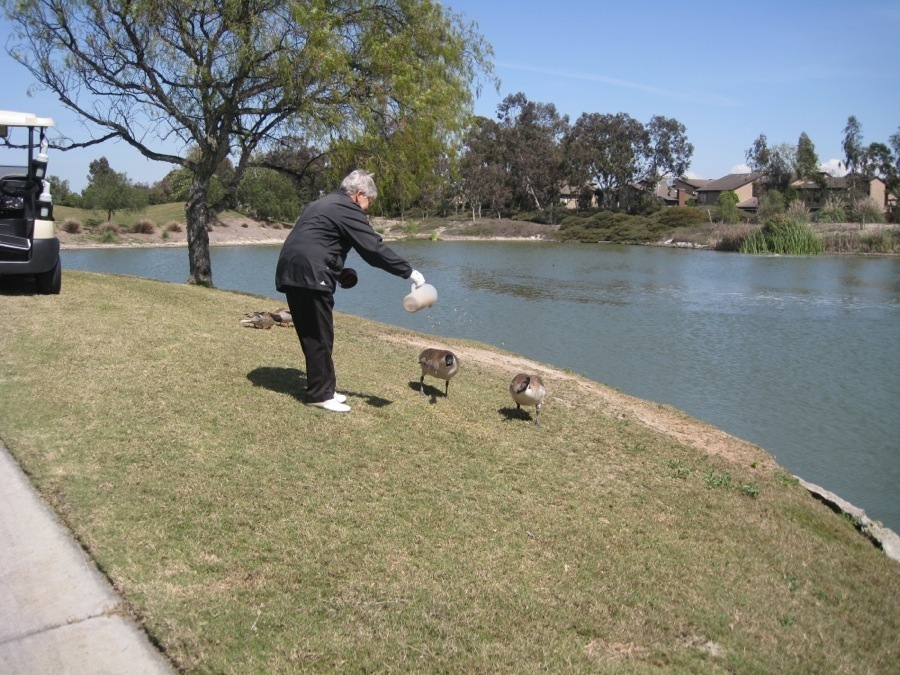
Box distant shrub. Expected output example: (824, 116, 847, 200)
(557, 210, 660, 243)
(739, 216, 823, 255)
(132, 219, 156, 234)
(849, 197, 885, 225)
(513, 210, 554, 225)
(786, 200, 810, 224)
(857, 230, 898, 253)
(712, 224, 756, 251)
(98, 223, 119, 243)
(241, 222, 249, 228)
(756, 191, 787, 221)
(60, 218, 83, 234)
(716, 191, 741, 224)
(815, 195, 847, 223)
(822, 229, 899, 254)
(652, 206, 707, 229)
(164, 221, 183, 233)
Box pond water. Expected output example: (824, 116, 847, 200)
(62, 242, 900, 532)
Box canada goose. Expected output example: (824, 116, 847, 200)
(509, 373, 546, 426)
(269, 308, 292, 324)
(418, 348, 459, 397)
(240, 309, 292, 329)
(240, 311, 276, 329)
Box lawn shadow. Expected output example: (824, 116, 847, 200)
(499, 406, 533, 423)
(407, 380, 446, 404)
(0, 276, 40, 296)
(248, 366, 307, 402)
(248, 366, 393, 408)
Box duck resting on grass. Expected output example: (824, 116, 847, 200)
(418, 348, 459, 397)
(240, 309, 292, 329)
(509, 373, 546, 426)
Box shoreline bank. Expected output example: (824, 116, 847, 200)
(56, 215, 897, 254)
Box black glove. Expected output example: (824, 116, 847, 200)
(337, 268, 358, 289)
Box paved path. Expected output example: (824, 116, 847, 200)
(0, 443, 173, 674)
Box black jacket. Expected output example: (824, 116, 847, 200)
(275, 190, 412, 293)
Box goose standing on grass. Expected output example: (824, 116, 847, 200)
(418, 348, 459, 397)
(509, 373, 546, 426)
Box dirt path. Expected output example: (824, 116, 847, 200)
(377, 331, 777, 472)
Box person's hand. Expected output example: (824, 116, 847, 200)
(409, 269, 425, 288)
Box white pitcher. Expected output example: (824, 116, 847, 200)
(403, 283, 438, 312)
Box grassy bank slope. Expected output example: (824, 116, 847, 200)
(1, 271, 897, 672)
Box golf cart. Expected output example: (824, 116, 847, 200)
(0, 110, 60, 294)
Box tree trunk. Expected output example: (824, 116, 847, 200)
(527, 183, 543, 211)
(185, 178, 214, 286)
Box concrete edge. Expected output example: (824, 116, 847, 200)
(796, 476, 900, 563)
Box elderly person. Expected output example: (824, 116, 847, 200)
(276, 169, 425, 412)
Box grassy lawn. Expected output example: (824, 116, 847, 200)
(54, 202, 193, 229)
(1, 271, 897, 672)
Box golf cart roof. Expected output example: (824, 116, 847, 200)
(0, 110, 55, 128)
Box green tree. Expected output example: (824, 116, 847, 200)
(641, 115, 694, 187)
(565, 111, 645, 211)
(564, 111, 691, 213)
(330, 111, 452, 221)
(861, 142, 896, 189)
(745, 134, 771, 173)
(766, 143, 796, 194)
(716, 190, 741, 224)
(80, 157, 147, 221)
(793, 132, 821, 184)
(459, 116, 510, 220)
(496, 93, 569, 221)
(236, 167, 301, 222)
(251, 137, 329, 207)
(891, 128, 900, 191)
(745, 135, 794, 197)
(842, 116, 864, 178)
(5, 0, 493, 286)
(47, 176, 77, 207)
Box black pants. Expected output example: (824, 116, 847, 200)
(284, 287, 335, 403)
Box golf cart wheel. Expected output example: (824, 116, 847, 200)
(35, 257, 61, 295)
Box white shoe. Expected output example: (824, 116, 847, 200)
(306, 397, 351, 412)
(333, 393, 347, 403)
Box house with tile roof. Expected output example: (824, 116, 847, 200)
(674, 176, 712, 206)
(791, 174, 888, 211)
(695, 173, 763, 212)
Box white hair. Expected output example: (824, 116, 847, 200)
(340, 169, 378, 200)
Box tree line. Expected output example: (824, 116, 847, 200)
(7, 2, 897, 283)
(49, 90, 696, 228)
(52, 106, 898, 233)
(744, 116, 900, 215)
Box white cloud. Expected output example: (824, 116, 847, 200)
(820, 158, 847, 177)
(729, 163, 751, 174)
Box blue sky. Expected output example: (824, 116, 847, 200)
(3, 0, 898, 191)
